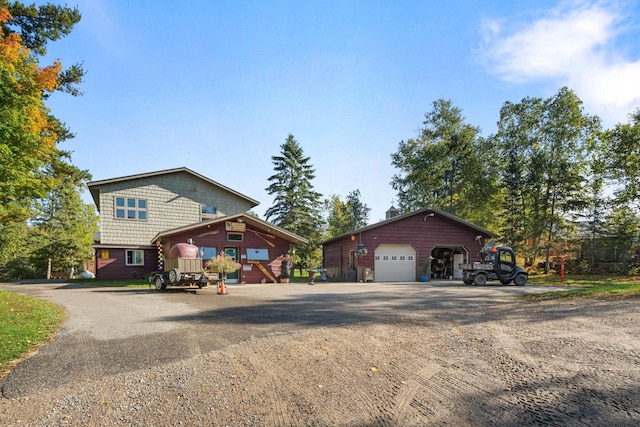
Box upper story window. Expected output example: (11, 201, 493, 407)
(115, 197, 147, 221)
(201, 205, 217, 221)
(201, 205, 217, 215)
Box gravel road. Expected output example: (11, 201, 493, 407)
(0, 280, 639, 426)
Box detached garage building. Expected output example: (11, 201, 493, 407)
(321, 207, 496, 282)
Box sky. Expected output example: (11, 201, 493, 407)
(40, 0, 640, 223)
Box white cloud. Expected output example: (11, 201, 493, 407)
(482, 1, 640, 125)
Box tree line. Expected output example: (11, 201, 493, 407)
(390, 89, 640, 274)
(268, 90, 640, 276)
(2, 2, 638, 279)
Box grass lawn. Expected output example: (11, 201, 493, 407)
(0, 290, 66, 378)
(525, 274, 640, 300)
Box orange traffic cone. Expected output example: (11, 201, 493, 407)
(218, 280, 226, 295)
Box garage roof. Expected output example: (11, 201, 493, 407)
(321, 206, 496, 245)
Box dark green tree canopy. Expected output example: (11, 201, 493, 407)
(390, 99, 499, 228)
(608, 109, 640, 206)
(0, 0, 80, 55)
(265, 134, 324, 271)
(265, 134, 322, 234)
(492, 87, 601, 268)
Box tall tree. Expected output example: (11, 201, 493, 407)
(493, 88, 599, 269)
(576, 128, 610, 272)
(0, 2, 84, 225)
(31, 162, 97, 276)
(390, 99, 499, 228)
(265, 134, 323, 271)
(603, 207, 639, 273)
(608, 109, 640, 207)
(324, 189, 371, 238)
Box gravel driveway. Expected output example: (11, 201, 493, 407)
(0, 280, 639, 426)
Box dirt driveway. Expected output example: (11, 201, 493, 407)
(1, 280, 639, 426)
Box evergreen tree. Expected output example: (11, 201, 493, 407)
(31, 162, 97, 276)
(265, 134, 323, 272)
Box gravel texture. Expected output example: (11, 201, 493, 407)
(0, 281, 639, 426)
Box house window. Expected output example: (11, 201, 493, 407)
(227, 233, 244, 242)
(201, 205, 217, 215)
(115, 197, 147, 221)
(247, 248, 269, 261)
(126, 250, 144, 266)
(201, 247, 217, 260)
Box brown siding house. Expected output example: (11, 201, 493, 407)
(321, 207, 495, 282)
(88, 167, 306, 282)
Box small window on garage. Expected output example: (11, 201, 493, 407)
(126, 249, 144, 266)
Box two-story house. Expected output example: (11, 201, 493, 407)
(88, 167, 307, 282)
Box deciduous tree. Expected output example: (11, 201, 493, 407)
(0, 2, 84, 224)
(390, 99, 499, 228)
(324, 189, 371, 238)
(493, 88, 599, 269)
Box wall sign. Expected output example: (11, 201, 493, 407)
(225, 221, 246, 232)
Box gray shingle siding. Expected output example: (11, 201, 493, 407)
(97, 171, 255, 245)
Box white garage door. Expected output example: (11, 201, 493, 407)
(374, 244, 416, 282)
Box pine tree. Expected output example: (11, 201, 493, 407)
(265, 134, 323, 271)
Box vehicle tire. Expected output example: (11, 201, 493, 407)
(169, 268, 180, 284)
(154, 276, 166, 291)
(473, 274, 487, 286)
(514, 274, 527, 286)
(198, 276, 208, 289)
(500, 279, 511, 285)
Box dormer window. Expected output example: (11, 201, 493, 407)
(115, 197, 147, 221)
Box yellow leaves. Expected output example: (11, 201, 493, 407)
(0, 7, 12, 23)
(1, 32, 26, 62)
(36, 60, 62, 91)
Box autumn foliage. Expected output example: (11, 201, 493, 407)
(0, 6, 63, 223)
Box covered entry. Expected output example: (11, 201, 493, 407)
(374, 244, 417, 282)
(430, 246, 469, 279)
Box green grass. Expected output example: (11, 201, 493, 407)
(0, 290, 66, 378)
(525, 274, 640, 300)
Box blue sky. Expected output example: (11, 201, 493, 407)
(42, 0, 640, 223)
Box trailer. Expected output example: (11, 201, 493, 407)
(148, 242, 219, 291)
